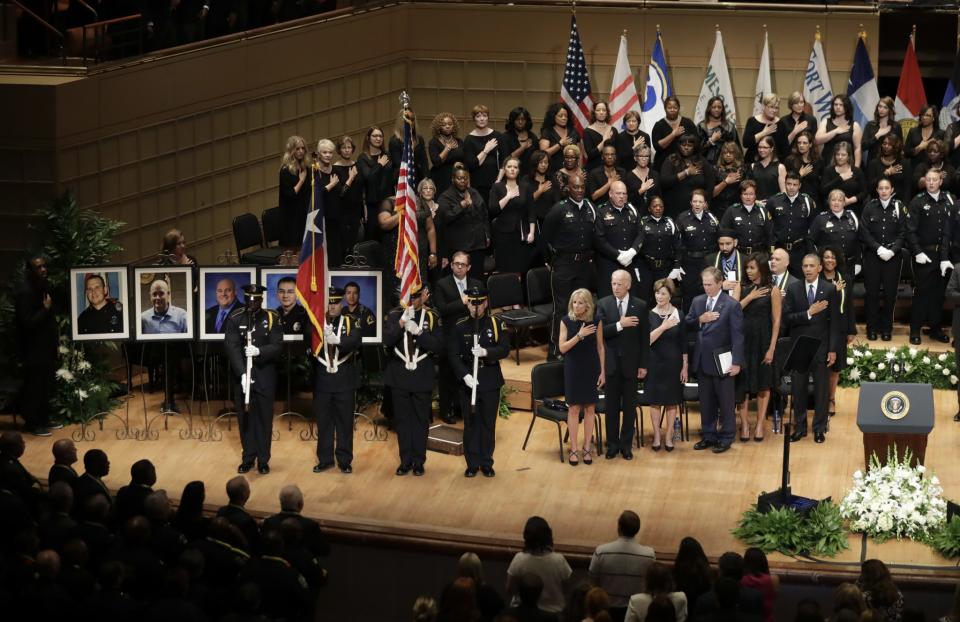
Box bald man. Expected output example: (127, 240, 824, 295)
(769, 248, 795, 296)
(594, 180, 644, 299)
(141, 279, 188, 334)
(48, 439, 78, 488)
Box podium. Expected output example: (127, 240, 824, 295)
(856, 382, 934, 468)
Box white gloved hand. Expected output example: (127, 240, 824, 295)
(616, 249, 636, 267)
(463, 374, 478, 389)
(915, 252, 932, 265)
(404, 319, 422, 335)
(244, 345, 260, 357)
(941, 260, 954, 277)
(240, 373, 247, 387)
(325, 331, 341, 345)
(471, 345, 487, 358)
(668, 268, 683, 281)
(854, 264, 862, 276)
(877, 246, 895, 261)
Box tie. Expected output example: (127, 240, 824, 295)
(457, 280, 464, 293)
(215, 308, 228, 331)
(706, 297, 714, 312)
(619, 299, 625, 318)
(774, 274, 780, 287)
(807, 283, 816, 305)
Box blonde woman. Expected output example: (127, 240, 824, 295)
(278, 135, 310, 249)
(558, 288, 605, 466)
(314, 138, 345, 266)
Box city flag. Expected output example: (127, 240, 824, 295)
(803, 31, 834, 122)
(296, 168, 328, 357)
(940, 47, 960, 128)
(560, 14, 594, 136)
(895, 32, 927, 122)
(609, 33, 642, 129)
(694, 30, 736, 125)
(394, 110, 421, 308)
(848, 33, 880, 130)
(753, 31, 772, 116)
(641, 30, 672, 157)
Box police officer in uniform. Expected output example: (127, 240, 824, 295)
(906, 168, 955, 344)
(224, 284, 283, 474)
(383, 283, 442, 476)
(449, 287, 510, 478)
(637, 196, 682, 302)
(312, 288, 362, 474)
(542, 173, 598, 358)
(274, 276, 308, 338)
(677, 189, 719, 310)
(342, 281, 377, 338)
(594, 180, 643, 299)
(860, 177, 907, 341)
(77, 274, 124, 335)
(719, 180, 772, 256)
(767, 172, 815, 277)
(808, 189, 862, 287)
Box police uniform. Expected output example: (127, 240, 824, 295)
(449, 288, 510, 477)
(719, 203, 772, 256)
(594, 201, 644, 298)
(223, 284, 284, 473)
(383, 286, 442, 475)
(677, 209, 719, 309)
(906, 190, 955, 340)
(808, 208, 862, 284)
(278, 304, 309, 338)
(637, 213, 681, 302)
(767, 191, 815, 277)
(344, 303, 376, 338)
(860, 196, 907, 339)
(312, 288, 362, 474)
(77, 300, 124, 334)
(541, 197, 598, 356)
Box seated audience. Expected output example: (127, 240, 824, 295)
(507, 516, 572, 614)
(590, 510, 656, 620)
(625, 562, 687, 622)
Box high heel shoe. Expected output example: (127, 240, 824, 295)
(651, 441, 662, 452)
(665, 443, 674, 452)
(582, 449, 593, 465)
(568, 450, 579, 466)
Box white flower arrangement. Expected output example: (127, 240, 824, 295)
(53, 336, 117, 423)
(841, 345, 958, 389)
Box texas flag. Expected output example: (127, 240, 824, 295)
(296, 168, 328, 357)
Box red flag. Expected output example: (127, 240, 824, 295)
(894, 34, 927, 121)
(296, 164, 327, 357)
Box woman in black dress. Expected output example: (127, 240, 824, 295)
(778, 92, 818, 161)
(747, 136, 786, 201)
(428, 112, 465, 195)
(415, 179, 440, 282)
(912, 139, 955, 195)
(278, 135, 310, 250)
(527, 150, 559, 266)
(820, 246, 856, 417)
(712, 141, 746, 220)
(784, 131, 823, 202)
(502, 106, 539, 177)
(587, 144, 625, 204)
(358, 126, 391, 241)
(862, 97, 903, 166)
(647, 278, 687, 451)
(314, 138, 345, 266)
(866, 133, 910, 200)
(539, 103, 580, 175)
(463, 104, 506, 205)
(743, 93, 786, 164)
(489, 157, 535, 275)
(558, 288, 605, 466)
(821, 141, 867, 214)
(333, 136, 364, 256)
(651, 96, 697, 172)
(555, 144, 586, 199)
(583, 101, 618, 173)
(615, 110, 651, 171)
(904, 104, 945, 171)
(816, 95, 863, 168)
(661, 134, 714, 219)
(438, 164, 488, 280)
(698, 95, 740, 166)
(736, 253, 780, 442)
(624, 145, 660, 213)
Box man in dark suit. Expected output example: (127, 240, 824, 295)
(596, 269, 649, 460)
(783, 253, 842, 443)
(114, 459, 156, 525)
(72, 449, 111, 520)
(48, 439, 79, 488)
(685, 267, 744, 453)
(216, 475, 260, 554)
(434, 250, 482, 423)
(205, 277, 243, 334)
(261, 484, 330, 558)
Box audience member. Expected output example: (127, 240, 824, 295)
(590, 510, 656, 620)
(415, 596, 441, 622)
(794, 598, 826, 622)
(625, 562, 688, 622)
(72, 448, 112, 519)
(38, 481, 77, 551)
(832, 582, 867, 619)
(503, 572, 559, 622)
(672, 537, 713, 608)
(173, 480, 209, 542)
(48, 439, 79, 488)
(585, 586, 613, 622)
(239, 529, 312, 620)
(859, 559, 904, 622)
(456, 552, 506, 622)
(143, 490, 188, 566)
(693, 552, 763, 618)
(646, 595, 679, 622)
(438, 576, 481, 622)
(217, 475, 260, 553)
(741, 548, 778, 622)
(262, 484, 330, 557)
(507, 516, 572, 614)
(114, 458, 157, 525)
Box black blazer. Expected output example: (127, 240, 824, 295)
(433, 274, 482, 332)
(782, 278, 842, 362)
(596, 295, 650, 376)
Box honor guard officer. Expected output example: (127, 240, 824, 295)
(343, 281, 377, 338)
(637, 196, 682, 302)
(767, 172, 815, 277)
(383, 283, 442, 476)
(677, 189, 720, 310)
(224, 284, 283, 475)
(906, 169, 955, 344)
(860, 178, 907, 341)
(594, 180, 644, 299)
(312, 288, 362, 474)
(808, 189, 862, 285)
(719, 180, 772, 256)
(449, 287, 509, 478)
(542, 173, 598, 359)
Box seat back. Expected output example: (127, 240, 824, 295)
(488, 273, 523, 309)
(261, 207, 282, 246)
(531, 361, 565, 402)
(233, 213, 265, 254)
(526, 266, 551, 308)
(354, 240, 384, 269)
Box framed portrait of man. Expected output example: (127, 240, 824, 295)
(133, 267, 194, 341)
(70, 267, 129, 341)
(261, 268, 307, 342)
(198, 266, 257, 341)
(330, 270, 382, 343)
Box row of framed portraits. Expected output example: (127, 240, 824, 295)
(70, 266, 383, 344)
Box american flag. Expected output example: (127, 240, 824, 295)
(561, 15, 594, 136)
(394, 108, 421, 308)
(296, 164, 328, 357)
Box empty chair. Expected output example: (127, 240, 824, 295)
(261, 207, 283, 247)
(233, 213, 282, 265)
(487, 273, 549, 364)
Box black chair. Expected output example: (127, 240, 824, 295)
(524, 362, 567, 461)
(232, 213, 282, 265)
(488, 273, 549, 364)
(261, 207, 282, 247)
(353, 240, 384, 269)
(526, 266, 553, 319)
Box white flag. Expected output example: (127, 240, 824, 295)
(753, 31, 772, 116)
(609, 34, 642, 129)
(694, 30, 736, 126)
(802, 33, 834, 122)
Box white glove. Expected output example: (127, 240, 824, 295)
(471, 345, 487, 358)
(941, 261, 954, 277)
(404, 319, 422, 335)
(915, 252, 932, 265)
(877, 246, 895, 261)
(668, 268, 683, 281)
(241, 373, 253, 388)
(324, 329, 341, 345)
(854, 264, 862, 276)
(616, 248, 636, 267)
(244, 345, 260, 357)
(402, 307, 415, 321)
(463, 374, 478, 389)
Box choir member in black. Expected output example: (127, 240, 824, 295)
(15, 256, 58, 436)
(637, 196, 681, 302)
(528, 150, 559, 266)
(652, 96, 697, 172)
(439, 164, 489, 281)
(944, 101, 960, 169)
(314, 139, 345, 266)
(434, 252, 481, 424)
(587, 144, 626, 203)
(661, 134, 714, 220)
(539, 102, 581, 175)
(816, 95, 863, 168)
(720, 180, 772, 256)
(615, 110, 651, 171)
(743, 94, 786, 164)
(862, 97, 903, 166)
(278, 135, 310, 250)
(583, 101, 618, 173)
(358, 126, 391, 240)
(778, 92, 818, 161)
(383, 284, 442, 476)
(428, 112, 465, 195)
(821, 141, 868, 214)
(333, 136, 364, 255)
(905, 105, 945, 171)
(748, 136, 786, 200)
(489, 157, 535, 275)
(388, 108, 428, 188)
(698, 95, 741, 166)
(809, 190, 862, 283)
(866, 133, 910, 201)
(450, 287, 510, 477)
(785, 131, 823, 202)
(906, 168, 955, 344)
(736, 253, 781, 442)
(343, 281, 377, 338)
(647, 279, 687, 451)
(819, 247, 856, 418)
(502, 106, 539, 177)
(463, 104, 507, 205)
(415, 179, 441, 280)
(377, 196, 400, 303)
(312, 288, 361, 474)
(712, 141, 746, 220)
(623, 145, 660, 213)
(224, 284, 283, 475)
(767, 172, 815, 276)
(860, 178, 906, 341)
(677, 189, 720, 310)
(542, 173, 598, 359)
(913, 139, 955, 195)
(555, 144, 586, 199)
(594, 181, 643, 299)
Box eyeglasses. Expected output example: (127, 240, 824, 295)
(452, 262, 469, 268)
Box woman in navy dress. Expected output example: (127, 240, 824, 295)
(646, 279, 687, 451)
(558, 288, 605, 466)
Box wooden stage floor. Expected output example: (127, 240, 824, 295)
(15, 340, 960, 579)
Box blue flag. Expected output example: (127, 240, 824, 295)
(847, 36, 879, 130)
(941, 48, 960, 128)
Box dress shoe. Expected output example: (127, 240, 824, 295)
(237, 463, 254, 474)
(815, 431, 826, 443)
(712, 443, 731, 454)
(412, 465, 425, 476)
(693, 439, 716, 451)
(481, 466, 496, 478)
(48, 422, 65, 430)
(665, 444, 675, 452)
(339, 464, 353, 474)
(621, 450, 633, 460)
(605, 449, 619, 459)
(881, 333, 892, 341)
(396, 464, 412, 476)
(27, 427, 52, 437)
(909, 334, 921, 345)
(313, 462, 334, 473)
(465, 467, 478, 478)
(867, 331, 878, 340)
(954, 412, 960, 422)
(789, 431, 807, 442)
(930, 331, 950, 343)
(257, 464, 270, 475)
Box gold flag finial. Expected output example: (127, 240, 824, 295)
(815, 25, 821, 41)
